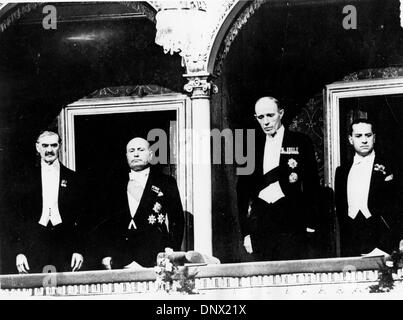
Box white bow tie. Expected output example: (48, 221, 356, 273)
(353, 157, 371, 166)
(353, 152, 375, 166)
(129, 170, 149, 183)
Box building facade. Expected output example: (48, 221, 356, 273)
(1, 0, 403, 275)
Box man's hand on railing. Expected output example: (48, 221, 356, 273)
(16, 254, 30, 274)
(243, 235, 253, 254)
(71, 253, 83, 271)
(102, 257, 112, 270)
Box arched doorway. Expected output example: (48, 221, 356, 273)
(208, 0, 403, 262)
(0, 2, 186, 273)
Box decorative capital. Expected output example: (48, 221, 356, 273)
(183, 74, 218, 98)
(153, 1, 231, 74)
(213, 0, 266, 77)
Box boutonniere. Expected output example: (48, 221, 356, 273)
(289, 172, 298, 183)
(374, 164, 394, 181)
(374, 164, 386, 175)
(60, 179, 67, 187)
(288, 158, 298, 169)
(153, 202, 162, 213)
(158, 191, 164, 197)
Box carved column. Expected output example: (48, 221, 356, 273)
(184, 73, 218, 256)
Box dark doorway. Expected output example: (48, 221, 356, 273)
(74, 110, 177, 180)
(339, 94, 403, 184)
(73, 108, 179, 269)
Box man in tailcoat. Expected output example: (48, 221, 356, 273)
(237, 96, 320, 261)
(100, 137, 184, 269)
(335, 118, 401, 256)
(14, 131, 84, 273)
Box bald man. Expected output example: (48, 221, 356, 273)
(237, 97, 320, 261)
(98, 137, 184, 269)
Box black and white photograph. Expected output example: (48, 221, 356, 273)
(1, 0, 403, 303)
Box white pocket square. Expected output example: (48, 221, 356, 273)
(385, 174, 394, 181)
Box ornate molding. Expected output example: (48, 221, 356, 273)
(152, 0, 241, 74)
(343, 67, 403, 82)
(213, 0, 266, 77)
(206, 0, 238, 47)
(0, 0, 260, 77)
(203, 0, 239, 71)
(0, 3, 42, 33)
(184, 75, 218, 98)
(183, 0, 238, 74)
(0, 2, 156, 34)
(148, 1, 208, 12)
(119, 2, 157, 23)
(146, 1, 162, 12)
(85, 85, 174, 99)
(0, 1, 248, 76)
(289, 95, 324, 185)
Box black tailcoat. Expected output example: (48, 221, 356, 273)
(335, 154, 400, 256)
(13, 162, 83, 273)
(98, 167, 184, 268)
(237, 129, 320, 260)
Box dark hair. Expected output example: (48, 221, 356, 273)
(349, 118, 376, 135)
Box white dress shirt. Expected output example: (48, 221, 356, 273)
(347, 151, 375, 219)
(258, 125, 286, 204)
(127, 167, 150, 229)
(38, 160, 63, 227)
